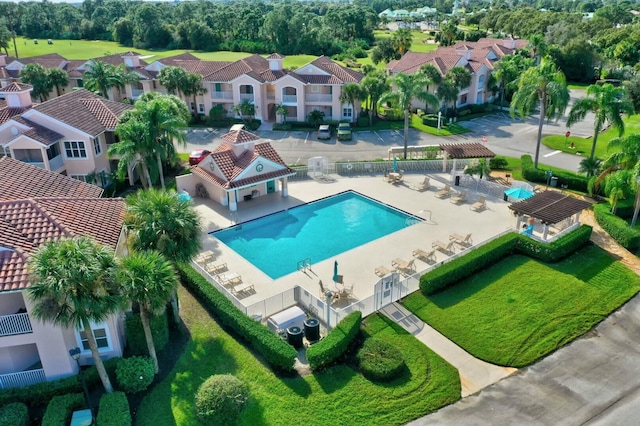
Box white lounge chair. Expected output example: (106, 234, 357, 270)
(412, 248, 436, 263)
(412, 177, 430, 191)
(470, 196, 487, 211)
(450, 233, 473, 246)
(435, 184, 451, 199)
(450, 190, 467, 204)
(391, 258, 416, 276)
(432, 240, 455, 253)
(374, 265, 394, 277)
(205, 262, 227, 274)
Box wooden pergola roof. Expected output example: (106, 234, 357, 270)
(508, 191, 592, 224)
(439, 143, 496, 159)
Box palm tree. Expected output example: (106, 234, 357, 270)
(110, 112, 155, 189)
(445, 66, 472, 111)
(124, 189, 201, 324)
(182, 73, 207, 118)
(463, 158, 491, 180)
(606, 134, 640, 171)
(158, 66, 187, 98)
(604, 170, 634, 214)
(339, 83, 364, 124)
(275, 103, 288, 123)
(379, 73, 439, 159)
(306, 110, 325, 127)
(83, 60, 121, 99)
(27, 237, 124, 393)
(493, 54, 533, 110)
(47, 68, 69, 97)
(418, 64, 442, 111)
(527, 34, 548, 64)
(436, 80, 458, 112)
(360, 71, 389, 126)
(19, 63, 53, 102)
(578, 157, 603, 178)
(233, 99, 255, 122)
(113, 64, 140, 99)
(118, 251, 178, 374)
(391, 28, 413, 56)
(567, 84, 633, 160)
(510, 57, 570, 169)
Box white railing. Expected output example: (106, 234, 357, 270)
(282, 95, 297, 103)
(22, 161, 45, 169)
(306, 94, 332, 103)
(211, 91, 233, 100)
(0, 313, 33, 336)
(0, 369, 46, 389)
(239, 93, 255, 102)
(48, 155, 64, 171)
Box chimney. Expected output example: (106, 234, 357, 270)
(267, 53, 284, 72)
(121, 52, 141, 68)
(0, 82, 33, 109)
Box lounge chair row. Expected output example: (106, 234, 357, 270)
(410, 177, 488, 211)
(431, 233, 473, 254)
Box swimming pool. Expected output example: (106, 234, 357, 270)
(211, 191, 421, 279)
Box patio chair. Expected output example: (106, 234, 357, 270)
(337, 283, 354, 301)
(391, 258, 416, 276)
(434, 184, 451, 199)
(374, 265, 394, 277)
(470, 196, 487, 212)
(231, 283, 255, 298)
(205, 262, 227, 275)
(195, 250, 215, 264)
(217, 272, 242, 287)
(450, 233, 473, 247)
(450, 190, 467, 204)
(411, 177, 430, 192)
(412, 248, 436, 263)
(432, 240, 455, 254)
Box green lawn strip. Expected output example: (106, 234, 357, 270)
(567, 82, 590, 90)
(402, 245, 639, 368)
(136, 286, 460, 426)
(542, 114, 640, 159)
(410, 114, 469, 136)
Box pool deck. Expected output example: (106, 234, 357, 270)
(192, 173, 515, 307)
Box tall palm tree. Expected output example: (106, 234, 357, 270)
(527, 34, 548, 64)
(436, 80, 458, 112)
(113, 64, 140, 99)
(182, 73, 207, 117)
(118, 251, 178, 374)
(19, 63, 53, 102)
(360, 71, 389, 126)
(606, 134, 640, 171)
(27, 237, 124, 393)
(510, 57, 570, 169)
(339, 83, 364, 123)
(47, 68, 69, 97)
(493, 54, 533, 110)
(110, 114, 155, 189)
(379, 73, 439, 159)
(604, 170, 634, 214)
(567, 83, 633, 160)
(83, 60, 121, 99)
(418, 64, 442, 111)
(391, 28, 413, 56)
(275, 103, 288, 123)
(445, 66, 472, 110)
(578, 157, 603, 178)
(124, 189, 201, 324)
(158, 66, 188, 98)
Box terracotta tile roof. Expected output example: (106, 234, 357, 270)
(0, 107, 29, 125)
(387, 51, 461, 76)
(308, 56, 364, 83)
(439, 143, 496, 159)
(10, 117, 64, 146)
(92, 51, 148, 67)
(205, 55, 270, 82)
(158, 60, 231, 78)
(297, 74, 344, 84)
(0, 82, 32, 93)
(508, 191, 592, 225)
(0, 99, 5, 109)
(259, 69, 288, 82)
(0, 157, 104, 200)
(220, 129, 261, 145)
(254, 142, 290, 168)
(32, 89, 132, 136)
(267, 53, 285, 60)
(0, 197, 125, 291)
(159, 52, 200, 62)
(66, 60, 86, 78)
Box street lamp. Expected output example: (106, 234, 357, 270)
(437, 111, 442, 134)
(69, 347, 92, 419)
(631, 176, 640, 228)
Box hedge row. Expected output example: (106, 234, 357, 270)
(96, 392, 131, 426)
(42, 393, 85, 426)
(177, 263, 297, 372)
(307, 311, 362, 370)
(0, 402, 28, 426)
(125, 311, 169, 356)
(0, 358, 119, 408)
(594, 203, 640, 250)
(521, 155, 589, 192)
(515, 224, 593, 262)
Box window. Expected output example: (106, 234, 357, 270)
(198, 103, 204, 113)
(64, 141, 87, 158)
(93, 138, 102, 156)
(78, 325, 111, 352)
(343, 108, 353, 118)
(215, 83, 222, 92)
(97, 169, 110, 187)
(190, 102, 195, 112)
(460, 94, 468, 105)
(70, 174, 88, 183)
(311, 85, 319, 93)
(46, 143, 60, 160)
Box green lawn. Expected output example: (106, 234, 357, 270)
(542, 114, 640, 159)
(135, 286, 460, 426)
(567, 82, 591, 90)
(402, 245, 639, 367)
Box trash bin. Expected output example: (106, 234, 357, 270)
(304, 318, 320, 343)
(286, 326, 304, 349)
(550, 177, 558, 187)
(454, 175, 461, 186)
(503, 192, 508, 202)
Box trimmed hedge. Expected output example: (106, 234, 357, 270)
(0, 402, 29, 426)
(125, 311, 169, 356)
(594, 203, 640, 250)
(307, 311, 362, 370)
(357, 337, 405, 382)
(515, 224, 593, 262)
(0, 358, 119, 408)
(521, 155, 589, 192)
(42, 393, 84, 426)
(177, 263, 297, 372)
(96, 392, 131, 426)
(422, 114, 439, 127)
(195, 374, 249, 425)
(116, 357, 154, 394)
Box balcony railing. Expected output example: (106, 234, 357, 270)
(266, 92, 275, 101)
(0, 313, 33, 336)
(131, 88, 144, 99)
(48, 155, 64, 171)
(21, 160, 45, 169)
(282, 95, 298, 103)
(0, 369, 46, 389)
(306, 94, 333, 103)
(239, 93, 255, 102)
(211, 91, 233, 100)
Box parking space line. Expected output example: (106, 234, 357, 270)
(304, 132, 309, 143)
(280, 132, 286, 143)
(543, 150, 562, 158)
(373, 131, 384, 142)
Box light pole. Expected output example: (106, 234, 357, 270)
(631, 176, 640, 228)
(69, 347, 92, 418)
(437, 111, 442, 134)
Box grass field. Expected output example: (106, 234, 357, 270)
(402, 245, 639, 367)
(135, 285, 460, 426)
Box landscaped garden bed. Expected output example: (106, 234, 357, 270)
(403, 244, 639, 367)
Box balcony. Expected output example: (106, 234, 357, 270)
(266, 92, 275, 101)
(131, 88, 144, 99)
(48, 154, 64, 171)
(0, 369, 46, 389)
(0, 313, 33, 337)
(211, 91, 233, 100)
(306, 94, 333, 103)
(239, 93, 255, 102)
(282, 95, 298, 104)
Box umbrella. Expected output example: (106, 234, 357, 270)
(393, 156, 398, 172)
(504, 187, 534, 200)
(333, 261, 339, 282)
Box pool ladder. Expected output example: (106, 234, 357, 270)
(297, 258, 312, 272)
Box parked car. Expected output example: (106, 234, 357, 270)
(188, 149, 211, 165)
(337, 122, 352, 141)
(317, 124, 331, 140)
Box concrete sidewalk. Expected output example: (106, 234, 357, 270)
(380, 302, 516, 397)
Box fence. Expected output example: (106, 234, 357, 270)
(0, 369, 46, 389)
(0, 313, 33, 337)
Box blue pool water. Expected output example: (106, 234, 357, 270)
(211, 191, 421, 279)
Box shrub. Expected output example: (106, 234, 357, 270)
(96, 392, 131, 426)
(195, 375, 249, 425)
(489, 157, 508, 169)
(116, 357, 154, 394)
(272, 122, 292, 131)
(125, 311, 169, 356)
(458, 109, 471, 117)
(177, 264, 297, 372)
(521, 155, 589, 192)
(0, 402, 29, 426)
(42, 393, 84, 426)
(422, 114, 439, 127)
(357, 338, 405, 382)
(594, 203, 640, 250)
(515, 225, 593, 262)
(307, 311, 362, 370)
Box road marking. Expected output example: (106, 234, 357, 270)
(544, 150, 562, 158)
(280, 132, 286, 143)
(373, 131, 384, 142)
(304, 132, 309, 143)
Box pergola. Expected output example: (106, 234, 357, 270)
(509, 191, 592, 241)
(439, 143, 496, 172)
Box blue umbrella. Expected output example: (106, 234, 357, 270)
(393, 156, 398, 172)
(333, 261, 339, 282)
(504, 187, 534, 200)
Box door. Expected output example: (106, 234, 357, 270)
(266, 180, 276, 194)
(374, 275, 395, 310)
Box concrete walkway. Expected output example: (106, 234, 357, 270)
(380, 303, 516, 397)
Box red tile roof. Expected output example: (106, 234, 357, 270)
(0, 107, 29, 125)
(0, 157, 104, 200)
(10, 117, 64, 146)
(0, 82, 32, 93)
(267, 53, 285, 60)
(309, 56, 364, 83)
(220, 129, 261, 145)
